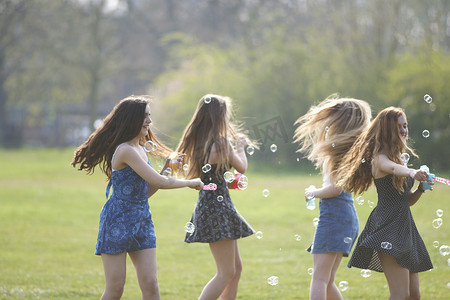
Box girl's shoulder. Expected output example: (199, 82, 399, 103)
(113, 143, 146, 167)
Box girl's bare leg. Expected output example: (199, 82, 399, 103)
(129, 248, 160, 300)
(220, 240, 242, 300)
(100, 253, 127, 300)
(309, 252, 343, 300)
(379, 252, 417, 300)
(198, 239, 238, 300)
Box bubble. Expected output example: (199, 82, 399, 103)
(267, 276, 279, 286)
(355, 196, 364, 205)
(432, 218, 443, 229)
(144, 141, 157, 152)
(296, 157, 300, 162)
(361, 158, 366, 163)
(439, 245, 450, 256)
(270, 144, 278, 152)
(262, 189, 270, 197)
(332, 143, 336, 148)
(436, 209, 444, 217)
(422, 130, 430, 138)
(381, 242, 392, 250)
(338, 281, 349, 292)
(344, 237, 353, 244)
(94, 118, 103, 129)
(294, 234, 301, 241)
(400, 153, 410, 165)
(224, 171, 234, 183)
(255, 231, 263, 239)
(433, 241, 440, 248)
(313, 217, 319, 227)
(204, 96, 212, 104)
(202, 164, 212, 173)
(217, 195, 224, 202)
(424, 94, 432, 103)
(307, 268, 313, 275)
(360, 269, 372, 278)
(237, 175, 248, 190)
(325, 126, 329, 132)
(246, 145, 255, 155)
(184, 222, 195, 234)
(183, 164, 189, 171)
(368, 201, 374, 208)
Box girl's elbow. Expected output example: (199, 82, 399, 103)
(236, 165, 247, 174)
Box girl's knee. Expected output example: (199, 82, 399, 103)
(140, 275, 160, 296)
(103, 283, 125, 299)
(235, 260, 243, 276)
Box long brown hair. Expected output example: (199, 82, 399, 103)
(293, 95, 372, 183)
(176, 94, 250, 179)
(71, 95, 171, 179)
(337, 107, 417, 194)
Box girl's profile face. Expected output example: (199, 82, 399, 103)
(139, 105, 152, 137)
(397, 114, 408, 140)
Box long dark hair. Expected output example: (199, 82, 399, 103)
(71, 95, 171, 179)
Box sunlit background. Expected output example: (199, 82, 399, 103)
(0, 0, 449, 171)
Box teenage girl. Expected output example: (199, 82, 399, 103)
(337, 107, 433, 299)
(71, 95, 203, 300)
(293, 95, 372, 300)
(176, 94, 255, 300)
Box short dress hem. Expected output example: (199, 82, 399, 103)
(307, 193, 359, 257)
(347, 175, 433, 273)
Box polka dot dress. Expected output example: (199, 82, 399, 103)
(348, 175, 433, 273)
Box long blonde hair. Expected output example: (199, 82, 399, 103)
(176, 94, 249, 179)
(337, 107, 417, 194)
(293, 95, 372, 183)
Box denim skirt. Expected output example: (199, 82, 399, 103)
(309, 194, 359, 257)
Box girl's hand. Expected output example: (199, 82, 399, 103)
(409, 169, 429, 182)
(160, 158, 171, 175)
(235, 136, 247, 152)
(304, 187, 316, 202)
(189, 178, 204, 190)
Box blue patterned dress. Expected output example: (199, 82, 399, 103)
(95, 145, 156, 255)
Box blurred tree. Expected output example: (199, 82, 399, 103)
(0, 0, 29, 147)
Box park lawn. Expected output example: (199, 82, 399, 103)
(0, 148, 449, 299)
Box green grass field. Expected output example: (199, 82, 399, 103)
(0, 148, 449, 299)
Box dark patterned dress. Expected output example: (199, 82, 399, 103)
(184, 144, 254, 243)
(348, 175, 433, 273)
(95, 145, 156, 255)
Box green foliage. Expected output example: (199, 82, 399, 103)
(0, 148, 449, 299)
(383, 46, 450, 170)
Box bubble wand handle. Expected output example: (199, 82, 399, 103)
(434, 176, 450, 186)
(203, 183, 218, 191)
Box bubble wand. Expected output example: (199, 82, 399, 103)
(432, 176, 450, 186)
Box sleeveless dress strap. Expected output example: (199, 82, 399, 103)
(111, 143, 127, 169)
(106, 181, 112, 199)
(106, 143, 127, 199)
(205, 141, 214, 164)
